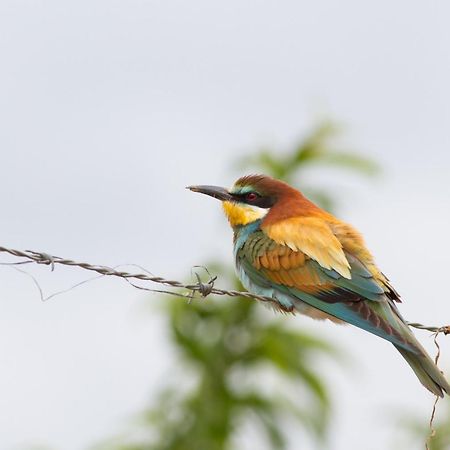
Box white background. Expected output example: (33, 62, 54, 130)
(1, 1, 449, 449)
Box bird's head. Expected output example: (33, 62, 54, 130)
(188, 174, 311, 227)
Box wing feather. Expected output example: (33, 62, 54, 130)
(236, 226, 415, 351)
(262, 217, 351, 278)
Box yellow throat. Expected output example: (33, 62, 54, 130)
(222, 201, 268, 227)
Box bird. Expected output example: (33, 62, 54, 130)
(188, 174, 450, 397)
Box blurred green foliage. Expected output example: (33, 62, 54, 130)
(238, 120, 379, 211)
(98, 122, 379, 450)
(425, 411, 450, 450)
(390, 398, 450, 450)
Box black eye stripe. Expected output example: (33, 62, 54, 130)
(231, 192, 276, 209)
(231, 192, 258, 200)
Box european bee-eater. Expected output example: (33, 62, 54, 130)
(188, 174, 450, 397)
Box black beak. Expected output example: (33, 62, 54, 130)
(186, 185, 233, 201)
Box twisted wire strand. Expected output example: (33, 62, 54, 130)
(1, 244, 446, 448)
(0, 245, 275, 305)
(0, 245, 448, 334)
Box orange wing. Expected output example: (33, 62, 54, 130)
(241, 216, 396, 304)
(262, 216, 351, 278)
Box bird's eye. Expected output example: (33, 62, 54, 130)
(245, 192, 259, 202)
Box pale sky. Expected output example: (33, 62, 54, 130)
(1, 1, 450, 449)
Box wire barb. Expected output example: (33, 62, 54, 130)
(0, 244, 447, 449)
(407, 325, 449, 450)
(407, 322, 450, 335)
(27, 250, 56, 271)
(0, 245, 276, 305)
(0, 244, 449, 323)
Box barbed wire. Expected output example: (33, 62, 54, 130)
(407, 322, 450, 335)
(0, 245, 277, 305)
(1, 244, 448, 448)
(0, 245, 448, 336)
(426, 329, 442, 450)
